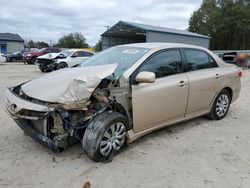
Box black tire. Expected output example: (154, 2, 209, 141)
(207, 89, 231, 120)
(38, 66, 46, 72)
(12, 58, 16, 62)
(30, 56, 37, 64)
(82, 111, 128, 162)
(56, 62, 68, 70)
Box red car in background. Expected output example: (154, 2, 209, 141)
(23, 47, 61, 64)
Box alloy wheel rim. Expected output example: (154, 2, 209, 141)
(100, 122, 126, 157)
(216, 94, 229, 117)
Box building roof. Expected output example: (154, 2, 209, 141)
(121, 42, 207, 50)
(0, 33, 24, 42)
(102, 21, 210, 39)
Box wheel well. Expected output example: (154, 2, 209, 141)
(60, 62, 68, 66)
(112, 103, 132, 130)
(223, 87, 233, 100)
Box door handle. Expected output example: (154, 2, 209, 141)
(178, 80, 187, 87)
(215, 73, 220, 79)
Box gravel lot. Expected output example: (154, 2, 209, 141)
(0, 63, 250, 188)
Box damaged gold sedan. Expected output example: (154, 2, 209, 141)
(5, 43, 241, 162)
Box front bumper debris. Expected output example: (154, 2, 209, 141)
(5, 88, 54, 120)
(15, 119, 60, 152)
(36, 59, 56, 71)
(4, 88, 66, 151)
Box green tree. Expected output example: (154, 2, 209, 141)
(26, 40, 49, 48)
(36, 41, 49, 48)
(55, 32, 89, 48)
(188, 0, 250, 50)
(94, 39, 102, 52)
(27, 40, 36, 48)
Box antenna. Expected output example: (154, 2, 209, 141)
(104, 26, 110, 30)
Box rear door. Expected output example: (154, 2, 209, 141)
(183, 49, 223, 117)
(78, 51, 93, 62)
(68, 51, 84, 67)
(131, 49, 189, 132)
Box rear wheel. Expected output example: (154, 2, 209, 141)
(207, 89, 231, 120)
(82, 111, 128, 162)
(29, 57, 37, 64)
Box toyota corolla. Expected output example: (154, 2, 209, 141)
(5, 43, 241, 162)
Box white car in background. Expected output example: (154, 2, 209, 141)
(0, 53, 6, 63)
(54, 49, 95, 69)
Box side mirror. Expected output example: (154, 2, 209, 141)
(135, 71, 156, 84)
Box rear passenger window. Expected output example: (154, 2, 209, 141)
(77, 51, 93, 57)
(83, 51, 94, 57)
(184, 49, 218, 71)
(138, 50, 182, 78)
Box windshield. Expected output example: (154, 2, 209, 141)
(80, 46, 149, 77)
(13, 51, 21, 55)
(60, 49, 73, 57)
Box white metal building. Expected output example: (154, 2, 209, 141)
(101, 21, 211, 50)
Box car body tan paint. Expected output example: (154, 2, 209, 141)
(185, 67, 223, 117)
(119, 43, 241, 142)
(132, 73, 189, 132)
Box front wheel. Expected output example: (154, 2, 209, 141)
(56, 62, 68, 70)
(39, 66, 46, 72)
(82, 111, 128, 162)
(11, 58, 16, 62)
(207, 89, 231, 120)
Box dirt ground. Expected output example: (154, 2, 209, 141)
(0, 63, 250, 188)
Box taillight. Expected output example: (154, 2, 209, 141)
(238, 69, 243, 77)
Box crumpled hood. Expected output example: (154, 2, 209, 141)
(37, 53, 60, 60)
(21, 64, 117, 104)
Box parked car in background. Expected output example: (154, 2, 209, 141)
(23, 47, 61, 64)
(53, 49, 94, 69)
(36, 49, 94, 72)
(0, 53, 6, 62)
(36, 52, 61, 72)
(222, 52, 249, 68)
(5, 43, 241, 162)
(6, 50, 25, 62)
(222, 52, 237, 65)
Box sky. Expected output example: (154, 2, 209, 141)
(0, 0, 202, 46)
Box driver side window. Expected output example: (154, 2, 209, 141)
(138, 49, 182, 78)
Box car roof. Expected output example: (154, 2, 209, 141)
(120, 42, 207, 51)
(64, 49, 94, 53)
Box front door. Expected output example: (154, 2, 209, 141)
(131, 49, 189, 132)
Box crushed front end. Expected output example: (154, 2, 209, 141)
(5, 81, 124, 152)
(36, 58, 56, 72)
